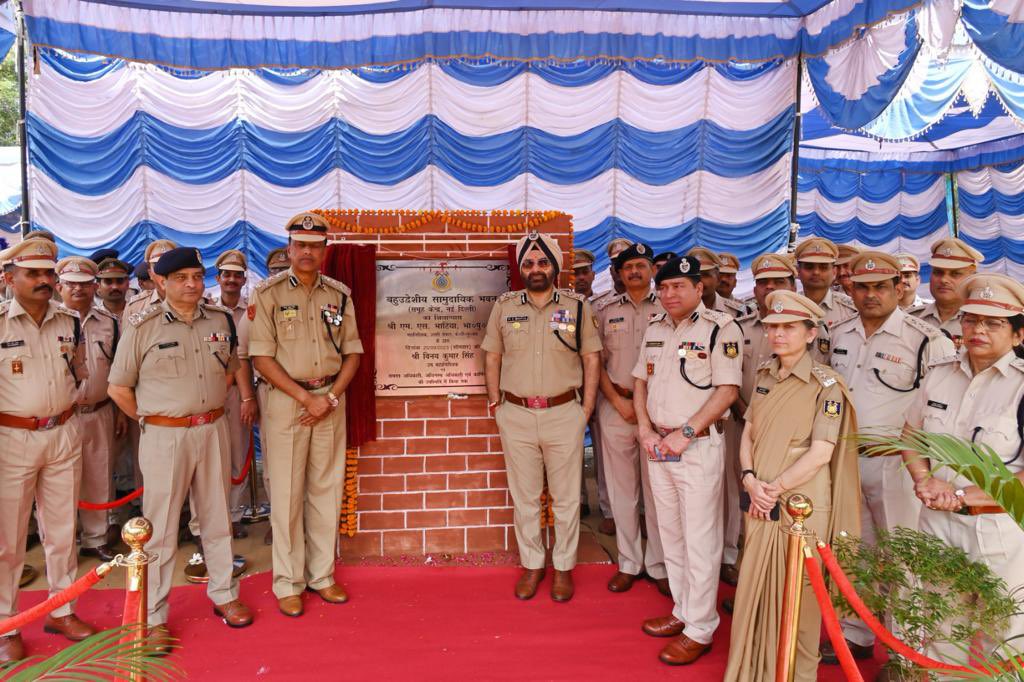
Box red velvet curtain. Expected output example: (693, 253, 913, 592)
(506, 244, 524, 290)
(322, 243, 377, 447)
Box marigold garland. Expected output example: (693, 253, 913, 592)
(314, 209, 566, 235)
(339, 447, 359, 537)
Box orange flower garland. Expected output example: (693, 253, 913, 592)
(340, 447, 359, 537)
(314, 208, 565, 235)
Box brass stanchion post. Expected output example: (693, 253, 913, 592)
(775, 494, 813, 682)
(122, 517, 153, 682)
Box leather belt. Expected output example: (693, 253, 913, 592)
(295, 373, 338, 391)
(144, 408, 224, 428)
(656, 420, 723, 439)
(502, 389, 577, 410)
(956, 504, 1005, 516)
(612, 382, 634, 400)
(78, 398, 111, 414)
(0, 406, 76, 431)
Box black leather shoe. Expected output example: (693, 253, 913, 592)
(820, 638, 874, 664)
(81, 545, 117, 562)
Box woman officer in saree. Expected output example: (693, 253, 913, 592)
(724, 290, 861, 681)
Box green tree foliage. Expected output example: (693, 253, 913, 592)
(0, 51, 19, 146)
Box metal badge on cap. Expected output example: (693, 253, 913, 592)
(980, 286, 995, 300)
(302, 215, 314, 230)
(865, 260, 876, 271)
(940, 247, 952, 256)
(772, 301, 784, 313)
(680, 259, 690, 273)
(637, 245, 646, 254)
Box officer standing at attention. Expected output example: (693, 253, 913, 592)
(214, 250, 258, 539)
(483, 231, 601, 602)
(55, 256, 124, 563)
(249, 213, 362, 617)
(794, 238, 858, 361)
(108, 247, 253, 652)
(687, 247, 748, 318)
(716, 252, 742, 302)
(95, 258, 132, 319)
(0, 239, 96, 664)
(896, 254, 927, 310)
(571, 249, 599, 517)
(633, 255, 742, 666)
(825, 251, 955, 662)
(595, 243, 669, 596)
(265, 247, 291, 276)
(909, 238, 984, 348)
(124, 240, 177, 320)
(834, 244, 861, 296)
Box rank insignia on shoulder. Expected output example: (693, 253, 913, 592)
(823, 400, 841, 418)
(723, 341, 739, 358)
(817, 338, 830, 354)
(247, 304, 256, 321)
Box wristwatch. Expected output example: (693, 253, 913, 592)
(681, 424, 696, 439)
(326, 391, 340, 408)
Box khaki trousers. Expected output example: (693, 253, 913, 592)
(264, 386, 346, 599)
(0, 418, 82, 626)
(596, 396, 666, 579)
(842, 454, 920, 646)
(224, 385, 252, 523)
(920, 508, 1024, 673)
(722, 417, 743, 565)
(495, 400, 585, 571)
(140, 421, 237, 625)
(256, 380, 272, 504)
(648, 434, 725, 645)
(78, 403, 116, 549)
(584, 417, 612, 517)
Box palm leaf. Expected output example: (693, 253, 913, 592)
(860, 430, 1024, 532)
(0, 625, 183, 681)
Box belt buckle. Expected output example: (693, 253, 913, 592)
(191, 413, 209, 427)
(527, 396, 548, 409)
(37, 415, 59, 431)
(308, 377, 324, 388)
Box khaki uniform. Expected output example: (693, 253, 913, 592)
(908, 353, 1024, 664)
(109, 300, 240, 625)
(909, 302, 963, 348)
(75, 306, 119, 549)
(632, 304, 742, 645)
(829, 307, 955, 646)
(482, 289, 601, 571)
(595, 291, 666, 579)
(236, 313, 272, 505)
(710, 291, 749, 318)
(218, 296, 251, 523)
(587, 293, 614, 519)
(248, 270, 362, 599)
(122, 289, 162, 489)
(0, 299, 85, 625)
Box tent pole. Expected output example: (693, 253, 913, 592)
(15, 0, 29, 236)
(947, 172, 960, 237)
(788, 54, 803, 250)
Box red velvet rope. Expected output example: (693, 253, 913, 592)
(804, 551, 865, 682)
(0, 567, 104, 636)
(78, 486, 144, 511)
(121, 589, 142, 628)
(230, 434, 255, 486)
(817, 543, 1024, 675)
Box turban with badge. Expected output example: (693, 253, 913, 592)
(153, 247, 204, 276)
(613, 242, 654, 270)
(515, 231, 563, 275)
(654, 255, 701, 286)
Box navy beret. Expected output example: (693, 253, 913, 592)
(613, 242, 654, 269)
(153, 247, 204, 276)
(89, 248, 119, 264)
(653, 251, 679, 263)
(133, 262, 150, 280)
(654, 256, 702, 286)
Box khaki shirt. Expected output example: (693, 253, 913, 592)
(710, 292, 749, 318)
(109, 300, 239, 417)
(77, 306, 119, 406)
(829, 307, 955, 434)
(738, 313, 773, 403)
(749, 353, 846, 444)
(910, 303, 963, 347)
(631, 304, 742, 429)
(0, 299, 86, 418)
(481, 288, 601, 398)
(217, 295, 247, 327)
(247, 270, 363, 381)
(123, 289, 161, 320)
(596, 291, 663, 391)
(906, 350, 1024, 486)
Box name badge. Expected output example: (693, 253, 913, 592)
(756, 386, 770, 395)
(157, 341, 179, 350)
(645, 341, 664, 348)
(1, 340, 25, 349)
(832, 348, 848, 355)
(927, 400, 948, 410)
(280, 305, 299, 320)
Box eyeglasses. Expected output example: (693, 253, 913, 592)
(961, 316, 1010, 332)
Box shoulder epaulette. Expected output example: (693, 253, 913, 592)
(126, 291, 149, 305)
(835, 291, 856, 309)
(906, 303, 928, 316)
(592, 294, 620, 312)
(128, 305, 162, 328)
(90, 305, 118, 322)
(497, 290, 520, 303)
(757, 358, 774, 371)
(321, 274, 352, 296)
(650, 312, 668, 324)
(700, 308, 733, 326)
(54, 303, 80, 319)
(1011, 357, 1024, 374)
(558, 289, 585, 302)
(203, 302, 231, 315)
(830, 314, 858, 331)
(903, 313, 945, 340)
(811, 364, 839, 387)
(927, 354, 959, 369)
(737, 309, 758, 324)
(0, 300, 9, 315)
(723, 298, 747, 315)
(254, 270, 290, 292)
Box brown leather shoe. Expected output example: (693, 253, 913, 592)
(514, 568, 545, 600)
(642, 614, 685, 638)
(278, 595, 303, 617)
(81, 544, 117, 562)
(551, 569, 574, 602)
(308, 584, 348, 604)
(659, 634, 711, 665)
(720, 563, 739, 587)
(19, 565, 38, 588)
(147, 624, 174, 656)
(0, 633, 25, 664)
(607, 571, 638, 593)
(820, 638, 874, 664)
(43, 614, 96, 641)
(654, 578, 671, 598)
(231, 521, 248, 540)
(598, 517, 616, 535)
(214, 599, 253, 628)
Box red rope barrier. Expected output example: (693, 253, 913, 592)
(230, 434, 255, 486)
(0, 566, 107, 636)
(817, 543, 1024, 676)
(121, 590, 142, 628)
(804, 551, 865, 682)
(78, 486, 144, 511)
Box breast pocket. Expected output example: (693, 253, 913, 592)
(921, 401, 954, 434)
(870, 358, 916, 394)
(204, 341, 231, 371)
(502, 324, 529, 351)
(0, 345, 31, 382)
(603, 324, 627, 351)
(974, 415, 1021, 463)
(149, 344, 185, 378)
(681, 351, 712, 388)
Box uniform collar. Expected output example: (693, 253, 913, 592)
(820, 288, 836, 310)
(769, 350, 813, 383)
(159, 299, 207, 324)
(518, 288, 559, 308)
(619, 289, 656, 308)
(853, 305, 904, 339)
(217, 294, 246, 310)
(7, 297, 59, 324)
(287, 268, 326, 290)
(959, 348, 1017, 378)
(666, 302, 704, 328)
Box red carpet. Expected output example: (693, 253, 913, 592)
(17, 565, 883, 680)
